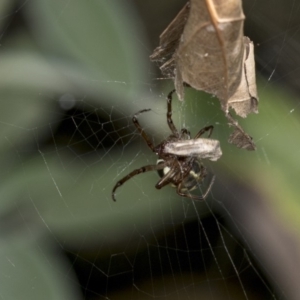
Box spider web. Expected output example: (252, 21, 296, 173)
(1, 0, 300, 299)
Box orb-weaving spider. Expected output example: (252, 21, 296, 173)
(112, 90, 222, 201)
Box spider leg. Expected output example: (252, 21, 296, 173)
(194, 125, 214, 139)
(167, 89, 179, 135)
(180, 128, 191, 139)
(112, 163, 166, 201)
(132, 109, 156, 151)
(176, 175, 215, 201)
(155, 167, 178, 190)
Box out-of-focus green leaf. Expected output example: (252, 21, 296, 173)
(0, 237, 81, 300)
(0, 0, 14, 28)
(24, 0, 149, 104)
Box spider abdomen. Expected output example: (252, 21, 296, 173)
(156, 159, 207, 192)
(181, 161, 207, 191)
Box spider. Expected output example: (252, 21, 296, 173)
(112, 90, 222, 201)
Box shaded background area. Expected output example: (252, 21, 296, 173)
(0, 0, 300, 299)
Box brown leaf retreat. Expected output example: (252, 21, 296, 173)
(228, 127, 255, 150)
(150, 3, 190, 78)
(150, 0, 259, 150)
(226, 37, 258, 117)
(226, 112, 256, 150)
(175, 0, 245, 103)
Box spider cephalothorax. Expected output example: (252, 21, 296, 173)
(112, 90, 222, 201)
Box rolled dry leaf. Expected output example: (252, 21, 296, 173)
(226, 37, 258, 118)
(174, 0, 245, 103)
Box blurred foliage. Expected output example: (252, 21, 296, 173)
(1, 0, 300, 299)
(0, 1, 152, 299)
